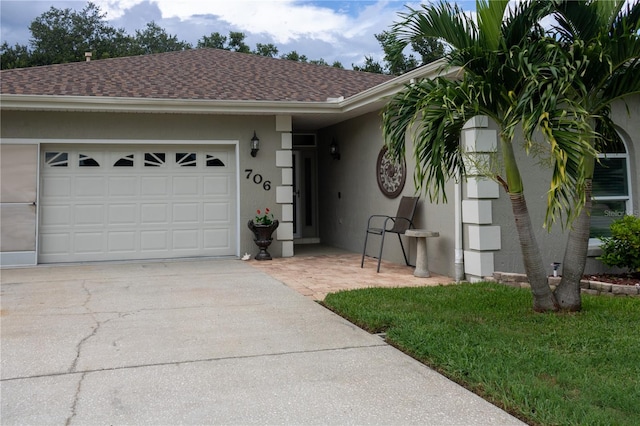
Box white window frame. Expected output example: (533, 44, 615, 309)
(589, 141, 633, 248)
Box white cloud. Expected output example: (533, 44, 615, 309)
(97, 0, 358, 44)
(94, 0, 146, 18)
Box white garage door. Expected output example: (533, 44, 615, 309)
(39, 144, 237, 263)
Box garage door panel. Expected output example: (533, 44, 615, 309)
(141, 177, 169, 196)
(140, 230, 169, 251)
(75, 205, 105, 225)
(40, 233, 70, 255)
(108, 204, 137, 225)
(42, 177, 71, 197)
(74, 232, 104, 253)
(204, 176, 231, 196)
(75, 177, 106, 197)
(109, 177, 138, 196)
(39, 144, 236, 263)
(141, 204, 168, 224)
(41, 205, 72, 226)
(204, 229, 230, 250)
(173, 203, 199, 223)
(173, 176, 199, 196)
(108, 231, 136, 252)
(204, 202, 230, 222)
(173, 229, 199, 250)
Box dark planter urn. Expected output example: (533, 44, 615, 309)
(248, 220, 279, 260)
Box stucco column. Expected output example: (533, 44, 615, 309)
(275, 115, 294, 257)
(461, 116, 501, 282)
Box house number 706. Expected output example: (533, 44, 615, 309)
(244, 169, 271, 191)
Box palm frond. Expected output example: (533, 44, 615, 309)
(476, 0, 508, 51)
(594, 108, 625, 152)
(501, 0, 555, 47)
(382, 77, 477, 202)
(394, 2, 476, 53)
(553, 0, 615, 42)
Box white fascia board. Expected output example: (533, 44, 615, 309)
(338, 60, 458, 112)
(0, 94, 341, 115)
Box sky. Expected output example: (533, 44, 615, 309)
(0, 0, 474, 68)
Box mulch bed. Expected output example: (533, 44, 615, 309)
(583, 272, 640, 286)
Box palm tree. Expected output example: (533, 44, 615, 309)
(552, 0, 640, 310)
(382, 0, 595, 311)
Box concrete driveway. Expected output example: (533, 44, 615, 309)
(1, 259, 524, 425)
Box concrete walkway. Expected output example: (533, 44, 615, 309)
(1, 259, 524, 425)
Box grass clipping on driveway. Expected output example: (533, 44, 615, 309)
(322, 282, 640, 426)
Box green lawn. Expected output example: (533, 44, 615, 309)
(322, 282, 640, 426)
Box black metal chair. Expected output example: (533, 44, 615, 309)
(361, 196, 419, 273)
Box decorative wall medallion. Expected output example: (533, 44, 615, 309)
(376, 146, 406, 198)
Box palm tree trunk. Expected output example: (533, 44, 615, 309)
(509, 193, 559, 311)
(554, 139, 596, 311)
(501, 135, 558, 311)
(554, 177, 594, 312)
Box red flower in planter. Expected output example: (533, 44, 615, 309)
(254, 207, 274, 225)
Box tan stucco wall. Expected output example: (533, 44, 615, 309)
(318, 95, 639, 279)
(489, 119, 569, 274)
(317, 112, 456, 278)
(1, 110, 286, 259)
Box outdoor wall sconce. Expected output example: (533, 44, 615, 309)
(330, 139, 341, 160)
(250, 131, 260, 157)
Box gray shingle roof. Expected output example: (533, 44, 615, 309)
(0, 48, 393, 102)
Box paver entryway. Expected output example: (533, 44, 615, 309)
(249, 250, 454, 300)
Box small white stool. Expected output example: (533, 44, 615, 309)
(405, 229, 439, 277)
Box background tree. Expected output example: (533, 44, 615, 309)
(227, 31, 251, 53)
(253, 43, 279, 57)
(412, 36, 446, 64)
(375, 31, 419, 75)
(383, 0, 594, 312)
(28, 2, 131, 65)
(352, 55, 385, 73)
(196, 31, 253, 53)
(281, 51, 308, 62)
(132, 22, 190, 55)
(197, 32, 227, 49)
(358, 29, 445, 75)
(0, 43, 32, 69)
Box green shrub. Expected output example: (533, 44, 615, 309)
(598, 215, 640, 272)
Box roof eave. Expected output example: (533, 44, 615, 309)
(0, 94, 343, 115)
(338, 59, 454, 112)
